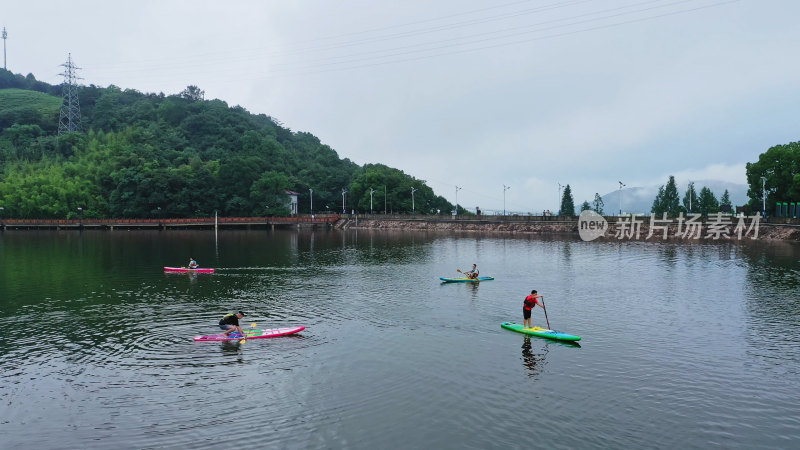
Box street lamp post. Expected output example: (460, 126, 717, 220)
(455, 186, 462, 216)
(77, 207, 83, 230)
(761, 176, 767, 218)
(309, 188, 313, 216)
(411, 187, 418, 214)
(618, 181, 626, 216)
(503, 184, 511, 216)
(342, 188, 348, 214)
(557, 182, 563, 216)
(688, 181, 694, 214)
(369, 188, 376, 214)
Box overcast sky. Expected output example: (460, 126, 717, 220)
(3, 0, 799, 213)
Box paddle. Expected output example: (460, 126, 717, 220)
(458, 268, 476, 279)
(239, 322, 257, 344)
(540, 296, 551, 330)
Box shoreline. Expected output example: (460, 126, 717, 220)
(339, 216, 800, 241)
(2, 214, 798, 241)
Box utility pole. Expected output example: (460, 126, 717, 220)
(309, 188, 313, 215)
(369, 188, 376, 214)
(411, 187, 418, 214)
(503, 184, 511, 216)
(557, 182, 563, 215)
(455, 186, 462, 216)
(58, 53, 83, 135)
(618, 181, 626, 216)
(2, 27, 7, 70)
(761, 177, 767, 218)
(341, 188, 348, 214)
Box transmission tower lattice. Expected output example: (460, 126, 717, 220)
(58, 53, 83, 135)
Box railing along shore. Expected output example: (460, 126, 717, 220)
(0, 214, 340, 230)
(1, 213, 798, 231)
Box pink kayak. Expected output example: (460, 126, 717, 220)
(194, 326, 305, 341)
(164, 266, 215, 273)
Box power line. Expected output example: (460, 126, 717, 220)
(258, 0, 737, 77)
(85, 0, 736, 83)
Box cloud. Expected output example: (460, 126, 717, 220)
(664, 163, 747, 186)
(4, 0, 799, 214)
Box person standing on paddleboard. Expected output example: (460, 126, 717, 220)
(219, 311, 246, 336)
(523, 290, 542, 329)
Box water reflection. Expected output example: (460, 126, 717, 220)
(560, 240, 572, 263)
(219, 341, 247, 359)
(521, 337, 548, 378)
(467, 281, 480, 298)
(739, 240, 800, 373)
(164, 270, 200, 284)
(657, 243, 678, 270)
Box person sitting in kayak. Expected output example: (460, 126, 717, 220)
(465, 264, 479, 279)
(188, 257, 198, 269)
(523, 290, 542, 329)
(219, 311, 246, 336)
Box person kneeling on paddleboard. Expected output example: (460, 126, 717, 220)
(466, 264, 479, 279)
(219, 311, 246, 336)
(523, 290, 542, 329)
(188, 257, 199, 269)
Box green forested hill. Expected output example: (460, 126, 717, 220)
(0, 69, 455, 219)
(0, 88, 62, 132)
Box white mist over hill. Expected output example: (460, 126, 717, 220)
(598, 180, 749, 215)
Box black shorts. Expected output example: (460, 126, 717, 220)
(523, 307, 531, 320)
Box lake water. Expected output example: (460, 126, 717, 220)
(1, 229, 799, 449)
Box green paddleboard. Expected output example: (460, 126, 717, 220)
(501, 322, 581, 341)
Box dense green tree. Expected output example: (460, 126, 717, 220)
(349, 164, 452, 215)
(745, 141, 800, 213)
(0, 78, 449, 219)
(179, 85, 205, 102)
(251, 171, 291, 216)
(580, 200, 591, 212)
(697, 186, 719, 216)
(560, 184, 575, 217)
(651, 185, 666, 215)
(592, 193, 604, 215)
(720, 189, 731, 207)
(652, 175, 682, 216)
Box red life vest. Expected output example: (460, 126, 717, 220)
(524, 295, 538, 311)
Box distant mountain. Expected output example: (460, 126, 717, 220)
(596, 180, 749, 215)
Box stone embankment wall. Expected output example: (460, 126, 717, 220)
(335, 217, 800, 241)
(340, 218, 576, 234)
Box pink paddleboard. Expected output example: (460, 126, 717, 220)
(193, 326, 305, 342)
(164, 266, 215, 273)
